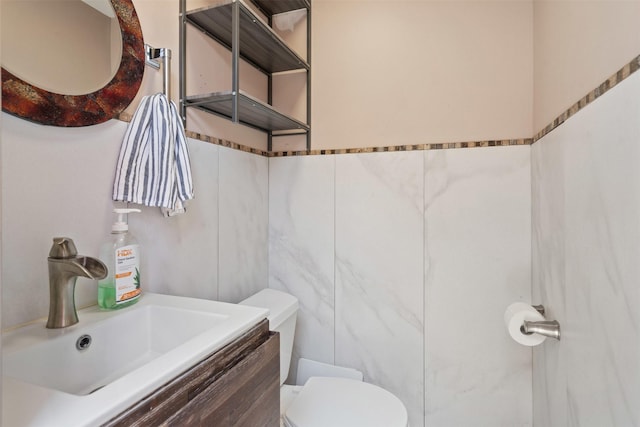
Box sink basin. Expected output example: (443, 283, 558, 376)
(2, 293, 268, 427)
(5, 303, 228, 395)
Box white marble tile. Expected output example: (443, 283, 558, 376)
(218, 146, 269, 303)
(1, 116, 225, 327)
(130, 138, 219, 301)
(424, 146, 532, 427)
(334, 151, 424, 427)
(531, 137, 567, 427)
(268, 155, 335, 380)
(562, 72, 640, 427)
(1, 115, 127, 327)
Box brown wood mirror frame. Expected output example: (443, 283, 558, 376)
(1, 0, 144, 127)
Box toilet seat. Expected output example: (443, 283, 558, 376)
(282, 377, 408, 427)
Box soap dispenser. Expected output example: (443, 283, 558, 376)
(98, 208, 142, 309)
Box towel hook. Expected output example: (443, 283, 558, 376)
(145, 44, 171, 98)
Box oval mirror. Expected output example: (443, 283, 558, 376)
(1, 0, 144, 127)
(3, 0, 122, 96)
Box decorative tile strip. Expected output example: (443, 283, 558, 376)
(533, 54, 640, 143)
(269, 139, 531, 157)
(117, 54, 640, 155)
(184, 130, 270, 156)
(115, 115, 531, 157)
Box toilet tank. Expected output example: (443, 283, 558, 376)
(239, 289, 298, 385)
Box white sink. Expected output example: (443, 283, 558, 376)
(2, 293, 268, 427)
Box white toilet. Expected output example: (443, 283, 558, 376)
(240, 289, 408, 427)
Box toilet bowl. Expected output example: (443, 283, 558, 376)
(240, 289, 408, 427)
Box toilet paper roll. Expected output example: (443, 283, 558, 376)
(504, 302, 547, 346)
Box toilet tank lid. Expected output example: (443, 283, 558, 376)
(239, 289, 298, 329)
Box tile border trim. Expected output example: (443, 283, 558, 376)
(118, 54, 640, 156)
(115, 113, 531, 157)
(269, 139, 532, 157)
(533, 54, 640, 143)
(184, 131, 271, 156)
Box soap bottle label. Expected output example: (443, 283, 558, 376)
(114, 244, 141, 304)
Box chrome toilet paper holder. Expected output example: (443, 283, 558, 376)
(520, 305, 561, 340)
(532, 304, 545, 315)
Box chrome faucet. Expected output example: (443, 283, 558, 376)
(46, 237, 108, 329)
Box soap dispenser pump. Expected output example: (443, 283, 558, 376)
(98, 208, 142, 309)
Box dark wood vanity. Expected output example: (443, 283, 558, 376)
(104, 319, 280, 427)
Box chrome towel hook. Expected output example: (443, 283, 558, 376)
(145, 44, 172, 98)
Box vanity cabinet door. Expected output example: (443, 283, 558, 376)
(103, 320, 279, 427)
(165, 331, 280, 427)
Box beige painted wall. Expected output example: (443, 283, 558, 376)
(128, 0, 533, 152)
(128, 0, 640, 150)
(2, 1, 638, 150)
(533, 0, 640, 133)
(309, 0, 534, 151)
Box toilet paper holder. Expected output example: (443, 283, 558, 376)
(532, 304, 545, 315)
(520, 305, 561, 340)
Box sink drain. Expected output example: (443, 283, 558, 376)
(76, 334, 92, 351)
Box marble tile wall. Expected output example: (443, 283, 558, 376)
(425, 147, 531, 426)
(269, 146, 532, 427)
(1, 114, 269, 327)
(532, 68, 640, 426)
(1, 116, 128, 327)
(135, 144, 269, 305)
(335, 152, 425, 427)
(131, 140, 220, 301)
(531, 136, 566, 427)
(269, 155, 336, 373)
(218, 147, 269, 303)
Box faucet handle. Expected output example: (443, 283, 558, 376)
(49, 237, 78, 259)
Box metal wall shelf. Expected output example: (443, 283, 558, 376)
(251, 0, 310, 16)
(180, 0, 311, 150)
(185, 91, 309, 133)
(185, 0, 308, 75)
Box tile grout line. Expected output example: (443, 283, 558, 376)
(422, 149, 428, 427)
(332, 152, 338, 365)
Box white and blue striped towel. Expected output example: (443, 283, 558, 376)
(112, 93, 194, 216)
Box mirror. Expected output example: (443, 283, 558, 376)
(2, 0, 122, 95)
(1, 0, 144, 127)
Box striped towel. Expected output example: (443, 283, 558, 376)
(113, 93, 194, 216)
